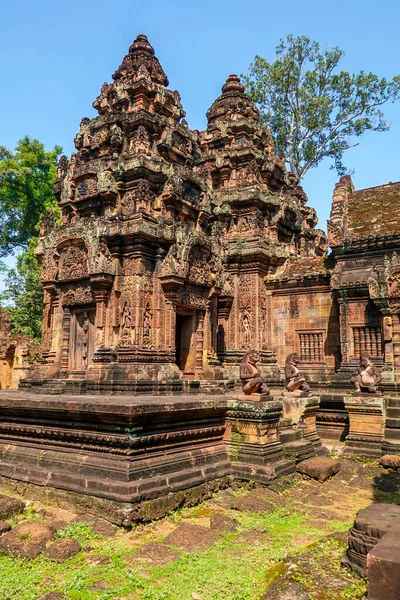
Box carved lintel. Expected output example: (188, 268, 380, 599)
(159, 274, 184, 300)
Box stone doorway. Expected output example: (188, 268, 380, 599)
(175, 313, 197, 379)
(69, 309, 95, 377)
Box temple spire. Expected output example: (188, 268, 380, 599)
(112, 34, 169, 86)
(206, 73, 259, 127)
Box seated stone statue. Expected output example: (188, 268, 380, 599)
(285, 352, 310, 394)
(240, 350, 270, 396)
(351, 354, 382, 393)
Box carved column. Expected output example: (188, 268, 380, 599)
(49, 291, 64, 366)
(165, 298, 177, 353)
(196, 310, 204, 375)
(60, 308, 71, 375)
(93, 289, 109, 346)
(383, 314, 394, 365)
(338, 297, 349, 365)
(392, 313, 400, 378)
(217, 295, 233, 360)
(159, 275, 184, 358)
(91, 273, 114, 352)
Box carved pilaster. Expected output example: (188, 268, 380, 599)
(338, 298, 349, 365)
(60, 308, 71, 375)
(90, 273, 114, 351)
(196, 311, 204, 375)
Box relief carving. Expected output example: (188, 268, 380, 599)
(59, 243, 88, 281)
(92, 241, 116, 276)
(61, 284, 94, 306)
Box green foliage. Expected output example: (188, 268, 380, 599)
(0, 136, 61, 257)
(0, 243, 43, 341)
(56, 521, 103, 543)
(243, 35, 400, 180)
(0, 136, 61, 340)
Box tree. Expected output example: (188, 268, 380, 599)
(243, 35, 400, 180)
(0, 136, 61, 257)
(0, 136, 61, 339)
(0, 245, 43, 341)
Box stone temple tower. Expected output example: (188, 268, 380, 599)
(32, 35, 327, 392)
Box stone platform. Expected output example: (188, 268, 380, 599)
(343, 394, 386, 457)
(344, 503, 400, 600)
(0, 391, 323, 524)
(0, 391, 231, 525)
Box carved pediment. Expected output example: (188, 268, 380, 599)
(58, 241, 89, 281)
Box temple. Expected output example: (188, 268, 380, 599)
(0, 31, 399, 524)
(29, 34, 329, 392)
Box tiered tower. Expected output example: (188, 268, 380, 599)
(33, 36, 327, 390)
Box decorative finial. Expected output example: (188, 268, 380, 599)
(129, 34, 155, 56)
(222, 74, 245, 94)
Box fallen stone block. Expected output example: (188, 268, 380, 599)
(379, 454, 400, 469)
(0, 521, 54, 560)
(367, 531, 400, 600)
(0, 494, 25, 520)
(164, 523, 219, 552)
(343, 503, 400, 577)
(0, 521, 11, 536)
(296, 456, 340, 481)
(210, 513, 238, 532)
(128, 542, 180, 566)
(44, 538, 81, 562)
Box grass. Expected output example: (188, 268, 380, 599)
(0, 463, 382, 600)
(0, 500, 367, 600)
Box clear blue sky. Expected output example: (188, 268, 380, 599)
(1, 0, 399, 280)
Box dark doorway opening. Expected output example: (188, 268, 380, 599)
(175, 313, 195, 377)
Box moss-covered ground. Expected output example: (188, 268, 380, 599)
(0, 456, 397, 600)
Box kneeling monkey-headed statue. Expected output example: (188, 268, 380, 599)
(285, 352, 310, 394)
(351, 354, 382, 393)
(240, 350, 270, 396)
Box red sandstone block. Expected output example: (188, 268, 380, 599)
(296, 456, 340, 481)
(367, 532, 400, 600)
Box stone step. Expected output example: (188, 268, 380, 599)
(387, 407, 400, 418)
(279, 428, 303, 443)
(283, 439, 315, 461)
(382, 441, 400, 454)
(385, 418, 400, 429)
(387, 399, 400, 408)
(384, 429, 400, 440)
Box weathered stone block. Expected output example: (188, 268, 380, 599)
(379, 454, 400, 469)
(0, 521, 54, 559)
(44, 538, 81, 562)
(0, 494, 25, 520)
(343, 503, 400, 577)
(344, 395, 386, 457)
(367, 532, 400, 600)
(296, 456, 340, 481)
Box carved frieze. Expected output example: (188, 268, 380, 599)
(59, 242, 88, 281)
(61, 284, 94, 306)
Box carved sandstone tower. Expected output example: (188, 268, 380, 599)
(198, 74, 327, 379)
(34, 35, 226, 388)
(32, 36, 327, 391)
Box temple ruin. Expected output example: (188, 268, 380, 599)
(0, 34, 399, 518)
(28, 34, 329, 391)
(27, 35, 400, 397)
(0, 307, 36, 390)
